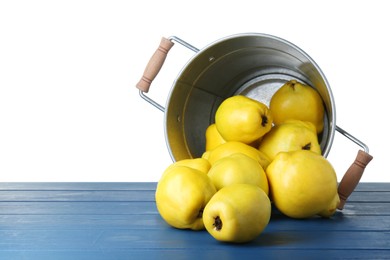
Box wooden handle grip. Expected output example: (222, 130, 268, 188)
(337, 150, 373, 210)
(136, 37, 174, 93)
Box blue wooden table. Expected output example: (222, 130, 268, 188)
(0, 182, 389, 259)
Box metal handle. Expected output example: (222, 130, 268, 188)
(336, 125, 373, 210)
(137, 36, 199, 112)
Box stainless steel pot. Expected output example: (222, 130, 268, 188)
(136, 33, 372, 209)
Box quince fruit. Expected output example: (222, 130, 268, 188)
(205, 123, 226, 151)
(270, 80, 325, 133)
(203, 183, 271, 243)
(204, 141, 270, 170)
(207, 153, 269, 195)
(215, 95, 273, 144)
(155, 164, 216, 230)
(164, 157, 211, 176)
(266, 150, 340, 218)
(258, 120, 321, 162)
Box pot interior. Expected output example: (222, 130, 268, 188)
(165, 33, 336, 162)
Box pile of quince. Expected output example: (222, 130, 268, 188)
(155, 80, 340, 243)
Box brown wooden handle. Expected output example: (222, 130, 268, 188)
(136, 37, 174, 93)
(337, 150, 373, 210)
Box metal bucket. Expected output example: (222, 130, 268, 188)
(136, 33, 372, 209)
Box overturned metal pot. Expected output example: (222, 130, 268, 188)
(136, 33, 372, 209)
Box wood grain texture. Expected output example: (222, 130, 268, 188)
(0, 182, 389, 259)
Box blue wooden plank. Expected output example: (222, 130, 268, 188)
(0, 190, 155, 201)
(0, 213, 389, 232)
(0, 213, 388, 252)
(0, 227, 389, 251)
(1, 249, 389, 260)
(347, 190, 390, 202)
(1, 182, 386, 191)
(1, 214, 389, 233)
(342, 202, 390, 215)
(98, 229, 390, 250)
(0, 201, 158, 214)
(0, 182, 157, 191)
(268, 211, 390, 231)
(0, 251, 114, 260)
(0, 214, 165, 230)
(0, 182, 389, 259)
(1, 189, 389, 202)
(0, 229, 102, 250)
(354, 182, 390, 191)
(2, 201, 389, 216)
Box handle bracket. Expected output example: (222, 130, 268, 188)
(335, 125, 373, 210)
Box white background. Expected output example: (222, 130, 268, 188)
(0, 0, 387, 182)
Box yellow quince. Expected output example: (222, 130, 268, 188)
(258, 120, 321, 162)
(203, 183, 271, 243)
(270, 80, 325, 133)
(207, 153, 269, 195)
(205, 123, 226, 151)
(215, 95, 273, 144)
(266, 150, 340, 219)
(204, 141, 270, 170)
(155, 163, 216, 230)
